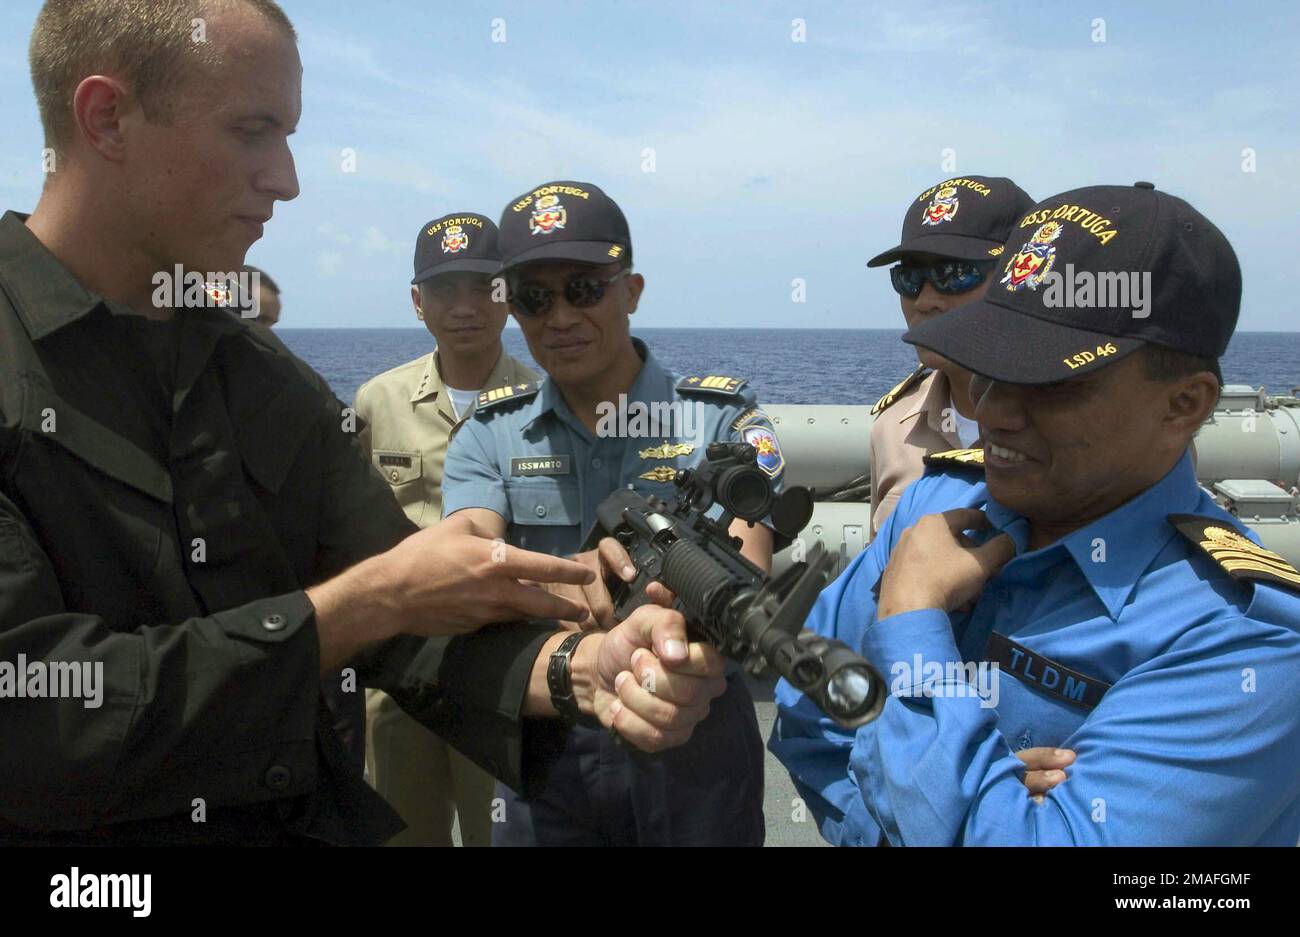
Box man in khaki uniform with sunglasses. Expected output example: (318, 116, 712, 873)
(355, 212, 535, 845)
(866, 177, 1035, 537)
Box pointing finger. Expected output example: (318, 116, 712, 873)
(499, 546, 595, 587)
(495, 580, 587, 624)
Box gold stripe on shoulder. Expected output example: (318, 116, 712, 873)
(677, 374, 748, 396)
(1169, 514, 1300, 595)
(476, 381, 539, 411)
(871, 365, 929, 416)
(922, 447, 985, 468)
(1217, 558, 1300, 589)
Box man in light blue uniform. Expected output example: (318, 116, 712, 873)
(772, 183, 1300, 845)
(443, 180, 784, 845)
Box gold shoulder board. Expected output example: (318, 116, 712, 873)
(476, 381, 540, 411)
(676, 374, 748, 396)
(871, 365, 930, 416)
(1169, 514, 1300, 593)
(922, 447, 985, 469)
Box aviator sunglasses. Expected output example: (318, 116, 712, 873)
(889, 259, 994, 298)
(507, 269, 630, 318)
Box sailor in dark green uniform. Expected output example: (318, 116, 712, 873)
(1, 0, 730, 843)
(443, 180, 783, 845)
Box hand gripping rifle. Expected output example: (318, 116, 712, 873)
(582, 442, 885, 729)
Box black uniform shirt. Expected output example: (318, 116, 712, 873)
(0, 211, 552, 844)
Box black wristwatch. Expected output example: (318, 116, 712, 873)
(547, 631, 594, 723)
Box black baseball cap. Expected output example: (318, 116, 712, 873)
(867, 176, 1035, 267)
(903, 182, 1241, 385)
(497, 180, 631, 272)
(412, 212, 501, 284)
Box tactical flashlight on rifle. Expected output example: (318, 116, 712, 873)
(582, 442, 885, 729)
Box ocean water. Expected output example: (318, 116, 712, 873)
(275, 326, 1300, 848)
(276, 328, 1300, 407)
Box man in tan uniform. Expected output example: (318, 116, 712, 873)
(355, 212, 536, 845)
(865, 176, 1034, 535)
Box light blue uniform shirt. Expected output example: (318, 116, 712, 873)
(442, 338, 782, 845)
(442, 338, 783, 554)
(771, 449, 1300, 845)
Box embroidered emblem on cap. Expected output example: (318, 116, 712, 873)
(530, 195, 567, 235)
(205, 282, 232, 306)
(921, 186, 960, 226)
(441, 225, 469, 253)
(1002, 222, 1061, 291)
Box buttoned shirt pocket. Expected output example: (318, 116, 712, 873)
(505, 479, 582, 555)
(373, 450, 423, 487)
(19, 375, 172, 504)
(991, 668, 1092, 753)
(12, 376, 170, 621)
(373, 449, 426, 528)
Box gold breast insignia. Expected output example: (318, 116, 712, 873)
(638, 442, 696, 460)
(638, 466, 679, 483)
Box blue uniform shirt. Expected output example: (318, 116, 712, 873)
(442, 337, 781, 846)
(771, 449, 1300, 845)
(443, 338, 783, 551)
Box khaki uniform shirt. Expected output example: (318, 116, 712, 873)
(0, 211, 553, 844)
(354, 350, 536, 527)
(870, 367, 971, 537)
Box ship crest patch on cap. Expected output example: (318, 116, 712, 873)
(1002, 221, 1061, 291)
(441, 225, 469, 253)
(530, 194, 567, 235)
(921, 186, 960, 226)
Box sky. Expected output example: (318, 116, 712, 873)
(0, 0, 1297, 329)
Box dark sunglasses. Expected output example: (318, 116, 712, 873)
(507, 269, 629, 318)
(889, 259, 993, 298)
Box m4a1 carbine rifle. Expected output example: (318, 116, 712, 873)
(583, 441, 885, 729)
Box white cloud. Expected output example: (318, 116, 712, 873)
(360, 226, 406, 256)
(315, 222, 351, 245)
(315, 250, 343, 277)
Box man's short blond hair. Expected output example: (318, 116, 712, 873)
(30, 0, 295, 149)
